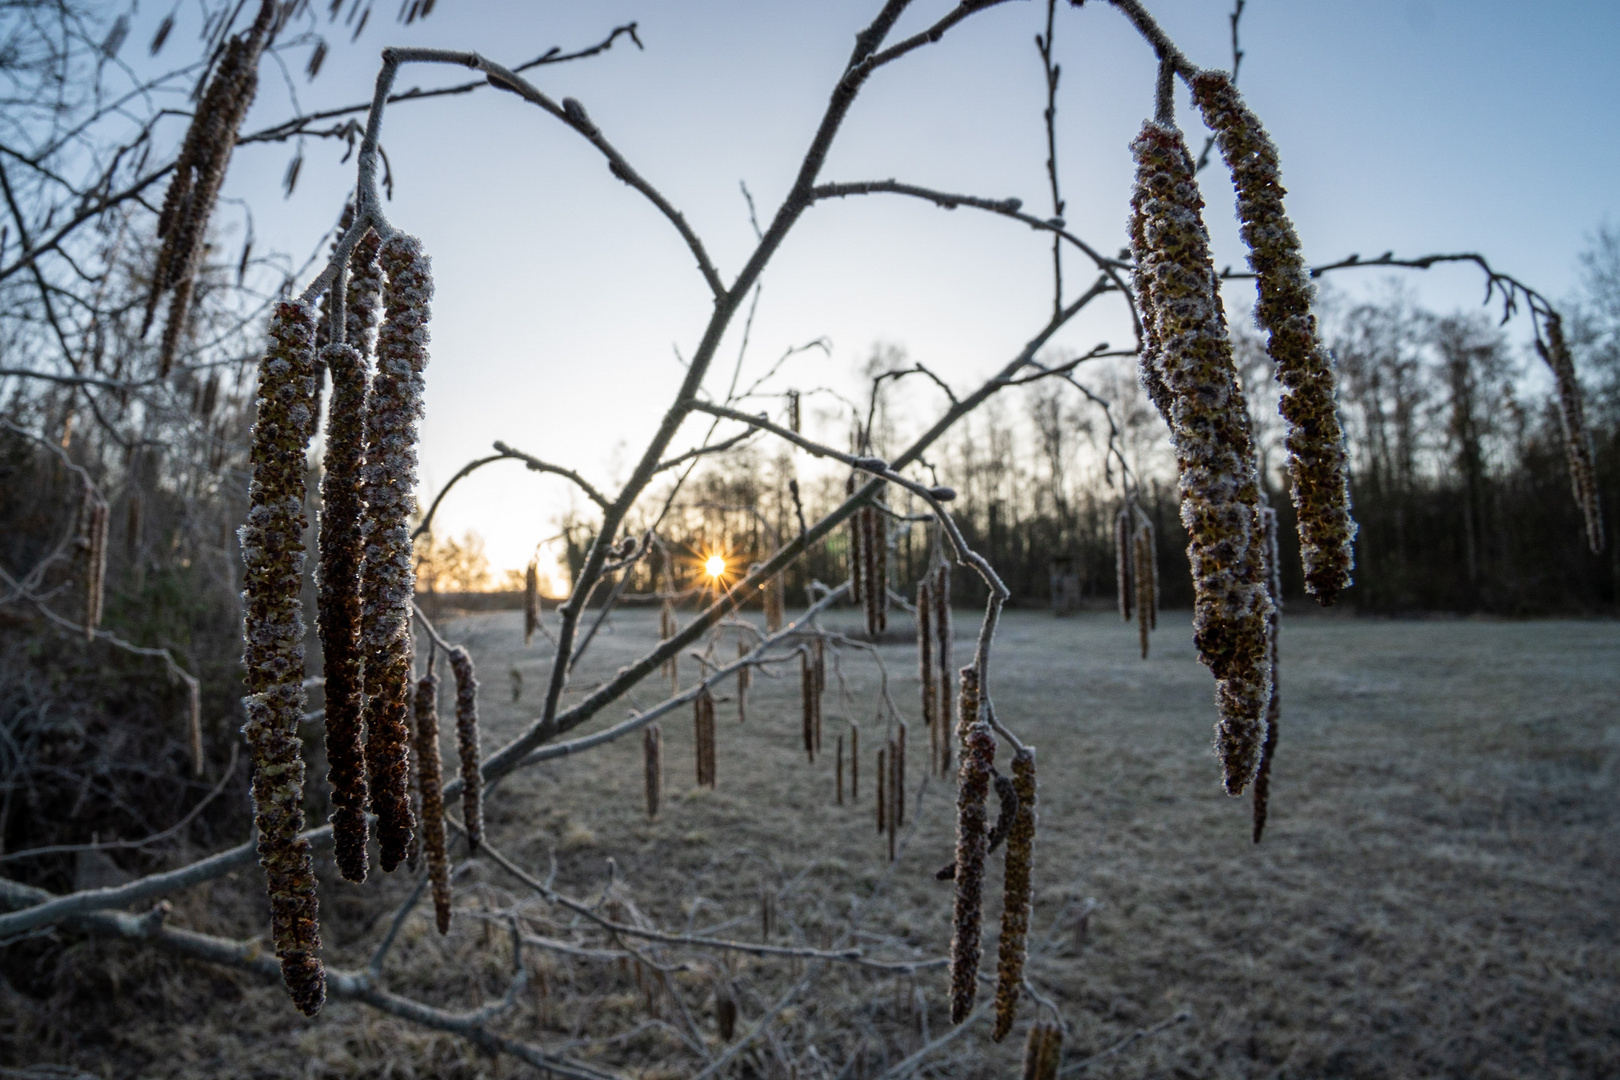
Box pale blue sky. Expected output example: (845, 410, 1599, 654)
(200, 1, 1620, 577)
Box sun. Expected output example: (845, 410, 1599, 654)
(703, 553, 727, 580)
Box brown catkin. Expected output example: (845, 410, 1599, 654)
(1537, 312, 1605, 554)
(1129, 120, 1272, 794)
(1134, 524, 1155, 659)
(239, 299, 324, 1016)
(993, 748, 1038, 1042)
(187, 678, 203, 777)
(316, 341, 370, 883)
(695, 689, 716, 788)
(83, 498, 107, 640)
(800, 650, 816, 762)
(1253, 503, 1283, 843)
(765, 572, 784, 634)
(813, 639, 825, 754)
(344, 229, 384, 355)
(1192, 71, 1358, 602)
(837, 733, 845, 805)
(950, 668, 994, 1026)
(847, 473, 865, 604)
(1022, 1022, 1063, 1080)
(876, 747, 887, 835)
(1114, 506, 1133, 622)
(887, 738, 898, 861)
(644, 723, 662, 819)
(447, 645, 483, 852)
(736, 641, 749, 723)
(933, 561, 954, 776)
(895, 722, 906, 827)
(361, 233, 433, 870)
(524, 560, 540, 644)
(873, 491, 889, 634)
(413, 672, 452, 935)
(851, 726, 859, 800)
(917, 578, 936, 741)
(148, 4, 273, 374)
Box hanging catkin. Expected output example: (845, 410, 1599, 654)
(1192, 71, 1358, 601)
(83, 498, 108, 640)
(850, 725, 859, 801)
(345, 229, 384, 355)
(846, 473, 865, 605)
(1022, 1021, 1063, 1080)
(917, 578, 936, 748)
(317, 341, 370, 883)
(873, 491, 889, 634)
(1253, 503, 1283, 843)
(764, 573, 784, 634)
(736, 641, 749, 723)
(1114, 505, 1134, 623)
(145, 2, 274, 375)
(412, 671, 452, 934)
(894, 721, 906, 827)
(447, 645, 483, 852)
(361, 233, 434, 870)
(695, 689, 717, 788)
(659, 594, 677, 689)
(813, 638, 825, 754)
(887, 737, 898, 862)
(933, 560, 954, 776)
(950, 666, 994, 1025)
(644, 723, 662, 819)
(836, 733, 845, 805)
(876, 747, 887, 835)
(524, 559, 541, 644)
(239, 299, 324, 1016)
(1536, 312, 1605, 554)
(800, 649, 816, 763)
(1134, 523, 1155, 659)
(993, 748, 1038, 1042)
(1129, 120, 1272, 795)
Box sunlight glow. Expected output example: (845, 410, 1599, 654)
(704, 554, 727, 579)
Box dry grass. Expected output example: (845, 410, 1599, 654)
(3, 608, 1616, 1079)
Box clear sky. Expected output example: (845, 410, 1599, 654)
(201, 0, 1620, 580)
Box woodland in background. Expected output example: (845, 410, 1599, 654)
(583, 264, 1620, 620)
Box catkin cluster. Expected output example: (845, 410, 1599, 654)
(1129, 120, 1272, 794)
(239, 300, 324, 1016)
(1537, 312, 1606, 554)
(949, 666, 994, 1025)
(993, 748, 1038, 1042)
(1022, 1021, 1064, 1080)
(361, 234, 434, 871)
(144, 3, 272, 374)
(447, 645, 483, 852)
(413, 671, 452, 935)
(1191, 71, 1358, 603)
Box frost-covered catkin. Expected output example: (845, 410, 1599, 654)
(950, 666, 993, 1025)
(847, 474, 865, 605)
(447, 645, 483, 853)
(872, 493, 889, 635)
(695, 689, 716, 788)
(83, 498, 107, 640)
(317, 341, 370, 883)
(1115, 506, 1133, 623)
(644, 723, 662, 819)
(736, 641, 749, 723)
(413, 672, 452, 935)
(344, 230, 383, 356)
(764, 574, 784, 634)
(1537, 312, 1605, 554)
(1129, 121, 1272, 794)
(993, 748, 1038, 1042)
(1134, 525, 1156, 659)
(1253, 504, 1283, 843)
(1192, 71, 1357, 602)
(659, 595, 677, 690)
(524, 559, 540, 645)
(800, 650, 817, 763)
(361, 234, 433, 871)
(239, 299, 324, 1016)
(1022, 1022, 1063, 1080)
(933, 561, 954, 776)
(146, 5, 271, 374)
